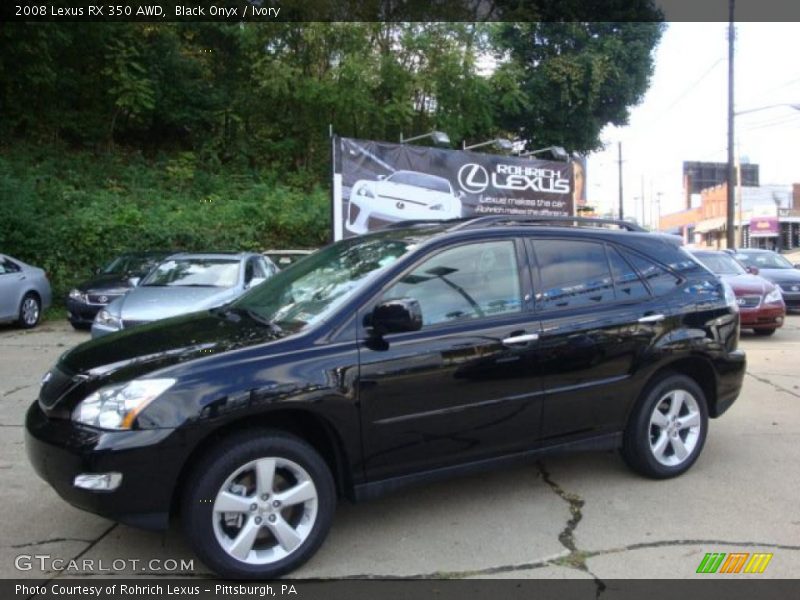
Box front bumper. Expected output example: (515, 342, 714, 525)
(66, 299, 103, 327)
(738, 304, 785, 329)
(25, 402, 185, 530)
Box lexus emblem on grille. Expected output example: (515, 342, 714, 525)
(792, 285, 799, 292)
(98, 295, 108, 303)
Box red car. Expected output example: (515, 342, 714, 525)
(693, 250, 785, 336)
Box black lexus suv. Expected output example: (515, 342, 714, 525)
(26, 217, 745, 579)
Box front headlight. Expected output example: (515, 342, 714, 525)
(722, 281, 739, 312)
(94, 309, 121, 329)
(69, 289, 86, 302)
(72, 379, 176, 430)
(764, 287, 783, 304)
(357, 186, 374, 198)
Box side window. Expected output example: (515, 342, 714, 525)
(381, 240, 522, 327)
(0, 259, 20, 274)
(620, 249, 681, 296)
(607, 247, 650, 300)
(534, 240, 614, 310)
(252, 258, 268, 279)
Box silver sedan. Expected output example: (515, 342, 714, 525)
(91, 252, 277, 338)
(0, 254, 52, 328)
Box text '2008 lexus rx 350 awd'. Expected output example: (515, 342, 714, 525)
(26, 217, 745, 579)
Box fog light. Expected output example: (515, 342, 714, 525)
(73, 472, 122, 491)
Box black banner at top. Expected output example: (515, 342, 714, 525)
(3, 0, 800, 22)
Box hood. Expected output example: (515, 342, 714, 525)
(116, 285, 239, 321)
(718, 273, 772, 295)
(77, 273, 137, 294)
(755, 268, 800, 284)
(60, 309, 281, 378)
(375, 181, 452, 203)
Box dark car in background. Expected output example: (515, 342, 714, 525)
(67, 252, 170, 330)
(26, 217, 745, 579)
(693, 250, 785, 336)
(732, 249, 800, 311)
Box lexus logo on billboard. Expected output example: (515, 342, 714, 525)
(457, 163, 490, 194)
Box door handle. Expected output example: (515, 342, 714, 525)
(638, 313, 665, 324)
(501, 333, 539, 345)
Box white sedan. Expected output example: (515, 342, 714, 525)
(346, 170, 463, 234)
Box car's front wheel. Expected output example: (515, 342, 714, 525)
(182, 430, 335, 579)
(622, 373, 708, 479)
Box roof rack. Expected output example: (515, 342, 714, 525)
(447, 215, 647, 232)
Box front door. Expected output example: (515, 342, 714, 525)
(357, 239, 545, 481)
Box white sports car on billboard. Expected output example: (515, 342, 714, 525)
(346, 170, 463, 234)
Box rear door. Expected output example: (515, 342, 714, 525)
(357, 238, 546, 481)
(529, 238, 667, 441)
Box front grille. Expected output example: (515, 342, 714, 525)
(122, 319, 149, 329)
(737, 295, 761, 308)
(87, 293, 121, 305)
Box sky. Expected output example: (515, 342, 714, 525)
(587, 22, 800, 226)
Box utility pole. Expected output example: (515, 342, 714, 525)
(726, 0, 736, 249)
(618, 142, 624, 220)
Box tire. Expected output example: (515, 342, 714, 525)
(753, 328, 776, 336)
(18, 293, 41, 328)
(181, 429, 335, 579)
(621, 373, 709, 479)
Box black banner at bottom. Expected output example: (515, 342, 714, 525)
(5, 579, 798, 600)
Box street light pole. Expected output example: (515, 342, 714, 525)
(726, 0, 736, 249)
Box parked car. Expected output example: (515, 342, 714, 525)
(91, 252, 277, 338)
(731, 249, 800, 311)
(263, 249, 314, 270)
(692, 250, 785, 336)
(67, 252, 171, 330)
(0, 253, 52, 328)
(346, 170, 463, 234)
(27, 217, 745, 579)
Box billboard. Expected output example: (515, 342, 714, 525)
(332, 136, 574, 240)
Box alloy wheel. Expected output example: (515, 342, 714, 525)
(648, 389, 702, 467)
(21, 297, 39, 326)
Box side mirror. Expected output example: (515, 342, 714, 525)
(128, 277, 141, 287)
(367, 298, 422, 335)
(746, 265, 760, 276)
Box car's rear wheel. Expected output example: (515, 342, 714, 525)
(622, 373, 708, 479)
(753, 328, 776, 336)
(182, 430, 335, 579)
(18, 293, 41, 328)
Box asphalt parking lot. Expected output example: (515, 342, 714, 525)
(1, 318, 798, 581)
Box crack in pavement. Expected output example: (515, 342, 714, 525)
(10, 537, 95, 549)
(3, 384, 31, 397)
(746, 371, 800, 400)
(536, 461, 606, 598)
(26, 523, 118, 600)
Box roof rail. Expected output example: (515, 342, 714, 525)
(447, 215, 647, 232)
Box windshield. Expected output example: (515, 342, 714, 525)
(102, 254, 161, 275)
(694, 253, 746, 275)
(388, 171, 451, 193)
(142, 258, 240, 287)
(234, 236, 418, 332)
(735, 252, 793, 270)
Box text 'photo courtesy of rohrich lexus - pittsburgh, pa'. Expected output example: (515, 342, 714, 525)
(25, 217, 746, 579)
